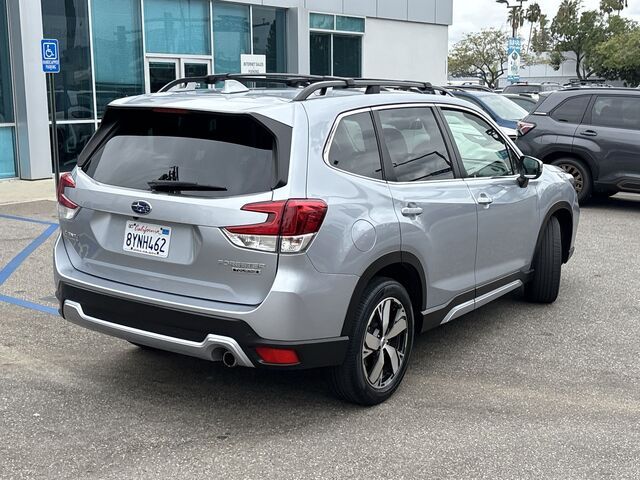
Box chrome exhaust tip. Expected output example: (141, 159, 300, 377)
(222, 350, 238, 368)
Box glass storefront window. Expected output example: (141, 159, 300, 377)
(333, 35, 362, 77)
(310, 33, 331, 76)
(213, 2, 250, 74)
(0, 0, 13, 124)
(309, 13, 334, 30)
(91, 0, 144, 117)
(144, 0, 211, 55)
(0, 127, 15, 179)
(41, 0, 94, 121)
(336, 16, 365, 33)
(252, 7, 286, 73)
(51, 123, 96, 173)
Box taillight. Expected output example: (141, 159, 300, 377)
(517, 120, 536, 137)
(222, 199, 328, 254)
(57, 172, 79, 220)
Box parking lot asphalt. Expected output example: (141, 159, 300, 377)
(1, 196, 639, 480)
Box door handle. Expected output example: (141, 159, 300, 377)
(580, 130, 598, 137)
(476, 193, 493, 205)
(401, 206, 423, 217)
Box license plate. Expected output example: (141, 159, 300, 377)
(123, 220, 171, 258)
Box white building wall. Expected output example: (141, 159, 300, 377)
(363, 18, 449, 84)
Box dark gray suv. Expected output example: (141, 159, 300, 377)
(516, 88, 640, 202)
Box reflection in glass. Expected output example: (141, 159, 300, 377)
(149, 62, 177, 93)
(213, 2, 250, 74)
(41, 0, 94, 120)
(51, 123, 96, 172)
(91, 0, 145, 117)
(310, 33, 331, 76)
(0, 0, 13, 123)
(252, 7, 286, 73)
(310, 13, 334, 30)
(336, 16, 365, 33)
(333, 35, 361, 77)
(144, 0, 211, 55)
(0, 127, 16, 178)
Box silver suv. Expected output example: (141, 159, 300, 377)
(54, 74, 579, 405)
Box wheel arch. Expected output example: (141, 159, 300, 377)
(534, 202, 573, 265)
(340, 252, 426, 337)
(542, 150, 599, 183)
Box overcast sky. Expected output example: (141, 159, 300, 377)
(450, 0, 640, 46)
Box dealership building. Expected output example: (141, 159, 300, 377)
(0, 0, 452, 180)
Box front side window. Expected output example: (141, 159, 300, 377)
(442, 109, 516, 178)
(378, 107, 454, 182)
(327, 112, 382, 180)
(590, 96, 640, 130)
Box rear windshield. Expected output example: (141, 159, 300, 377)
(83, 109, 279, 198)
(503, 85, 542, 94)
(479, 94, 528, 121)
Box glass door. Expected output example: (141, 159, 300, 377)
(147, 58, 179, 93)
(145, 58, 211, 93)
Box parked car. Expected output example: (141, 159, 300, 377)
(516, 87, 640, 202)
(502, 82, 561, 99)
(448, 88, 529, 139)
(54, 74, 579, 405)
(503, 93, 538, 112)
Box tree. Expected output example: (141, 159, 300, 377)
(531, 14, 552, 53)
(592, 28, 640, 85)
(526, 2, 542, 52)
(448, 29, 509, 89)
(550, 0, 607, 80)
(508, 7, 526, 37)
(600, 0, 628, 15)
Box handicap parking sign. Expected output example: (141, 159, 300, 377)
(41, 39, 60, 73)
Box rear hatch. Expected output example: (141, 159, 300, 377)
(61, 107, 291, 305)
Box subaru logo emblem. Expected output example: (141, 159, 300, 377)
(131, 200, 152, 215)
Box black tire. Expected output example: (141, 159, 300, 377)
(330, 277, 414, 406)
(551, 158, 592, 203)
(525, 216, 562, 303)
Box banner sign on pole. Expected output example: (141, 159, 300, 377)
(507, 37, 521, 83)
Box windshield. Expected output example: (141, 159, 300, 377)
(480, 94, 529, 121)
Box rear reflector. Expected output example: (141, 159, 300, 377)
(517, 121, 536, 137)
(255, 347, 300, 365)
(222, 199, 327, 253)
(57, 172, 79, 220)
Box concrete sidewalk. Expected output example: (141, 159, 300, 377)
(0, 178, 56, 205)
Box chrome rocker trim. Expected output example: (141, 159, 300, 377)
(62, 300, 255, 367)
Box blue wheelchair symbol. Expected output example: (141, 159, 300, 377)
(42, 41, 58, 60)
(41, 39, 60, 73)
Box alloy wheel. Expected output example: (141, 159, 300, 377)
(361, 297, 409, 389)
(558, 163, 584, 193)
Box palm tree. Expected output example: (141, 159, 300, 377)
(508, 6, 526, 37)
(526, 2, 542, 52)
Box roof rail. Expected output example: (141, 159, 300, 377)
(445, 85, 494, 93)
(158, 73, 347, 92)
(291, 78, 453, 101)
(158, 73, 454, 100)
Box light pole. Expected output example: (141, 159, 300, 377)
(496, 0, 528, 38)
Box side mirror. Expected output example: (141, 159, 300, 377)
(517, 155, 543, 187)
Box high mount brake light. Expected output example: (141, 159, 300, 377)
(222, 199, 328, 253)
(57, 173, 79, 220)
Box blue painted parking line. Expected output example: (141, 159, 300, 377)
(0, 213, 58, 226)
(0, 223, 59, 285)
(0, 294, 58, 315)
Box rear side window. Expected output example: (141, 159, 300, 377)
(378, 107, 454, 182)
(327, 112, 383, 180)
(551, 96, 590, 123)
(83, 109, 280, 198)
(590, 96, 640, 130)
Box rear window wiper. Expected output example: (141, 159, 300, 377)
(147, 180, 227, 192)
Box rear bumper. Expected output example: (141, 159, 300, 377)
(58, 282, 349, 369)
(54, 235, 355, 369)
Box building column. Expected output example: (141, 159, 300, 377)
(7, 0, 52, 180)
